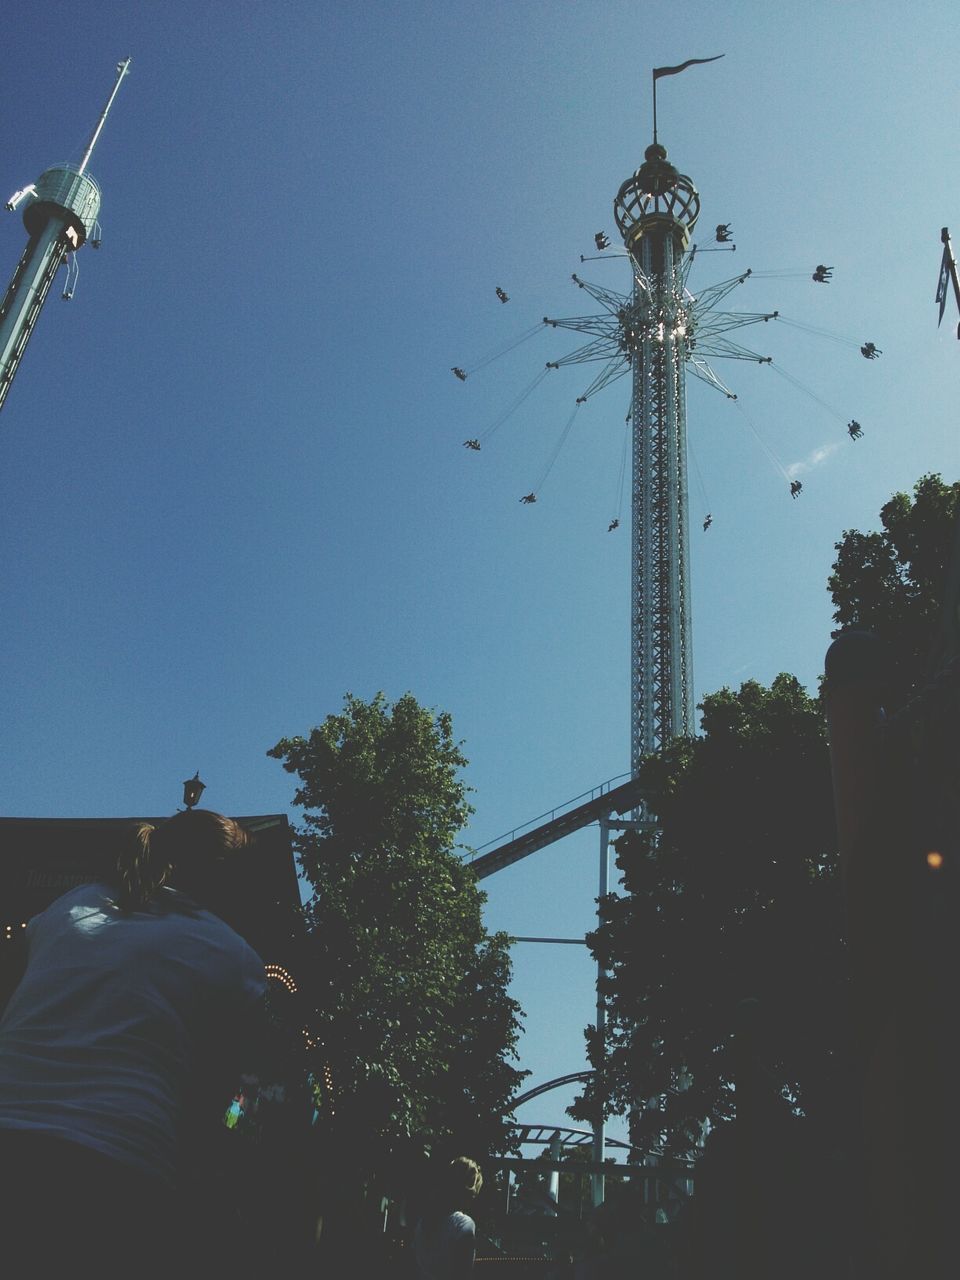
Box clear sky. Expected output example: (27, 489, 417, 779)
(1, 1, 958, 1154)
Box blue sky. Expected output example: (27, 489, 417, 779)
(1, 1, 958, 1153)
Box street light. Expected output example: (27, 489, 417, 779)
(182, 772, 206, 809)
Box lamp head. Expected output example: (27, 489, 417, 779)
(182, 772, 206, 809)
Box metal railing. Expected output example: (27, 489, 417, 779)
(468, 773, 633, 857)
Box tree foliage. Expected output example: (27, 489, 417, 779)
(576, 474, 958, 1159)
(829, 472, 960, 704)
(573, 676, 842, 1156)
(268, 692, 525, 1163)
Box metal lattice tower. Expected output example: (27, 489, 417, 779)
(614, 143, 699, 768)
(0, 57, 130, 415)
(544, 142, 779, 773)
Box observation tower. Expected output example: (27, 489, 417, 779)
(614, 142, 699, 767)
(0, 57, 130, 415)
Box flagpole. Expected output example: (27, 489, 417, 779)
(650, 56, 723, 147)
(941, 228, 960, 338)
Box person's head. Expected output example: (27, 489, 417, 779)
(448, 1156, 482, 1208)
(420, 1156, 483, 1223)
(116, 808, 251, 911)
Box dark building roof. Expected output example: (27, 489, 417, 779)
(0, 814, 303, 968)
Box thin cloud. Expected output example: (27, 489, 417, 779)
(786, 441, 840, 481)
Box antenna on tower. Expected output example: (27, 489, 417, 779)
(78, 57, 132, 176)
(0, 57, 132, 415)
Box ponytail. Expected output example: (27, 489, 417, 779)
(116, 824, 171, 911)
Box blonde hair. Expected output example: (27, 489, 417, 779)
(422, 1156, 483, 1223)
(450, 1156, 483, 1202)
(116, 808, 250, 911)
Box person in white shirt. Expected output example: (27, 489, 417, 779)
(0, 808, 266, 1278)
(414, 1155, 483, 1279)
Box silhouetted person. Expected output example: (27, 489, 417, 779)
(716, 223, 732, 242)
(520, 492, 537, 504)
(703, 513, 713, 531)
(0, 808, 267, 1278)
(860, 342, 881, 359)
(496, 287, 509, 303)
(452, 367, 467, 380)
(848, 420, 863, 440)
(463, 439, 481, 450)
(813, 264, 833, 282)
(608, 518, 619, 532)
(414, 1156, 483, 1279)
(790, 480, 803, 498)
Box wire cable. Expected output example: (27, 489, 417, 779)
(532, 400, 583, 495)
(614, 413, 631, 520)
(687, 433, 711, 518)
(766, 360, 847, 424)
(479, 367, 551, 443)
(464, 322, 546, 375)
(731, 397, 793, 484)
(771, 314, 864, 350)
(748, 269, 824, 280)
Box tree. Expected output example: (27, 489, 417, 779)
(574, 475, 959, 1158)
(559, 476, 959, 1275)
(268, 692, 525, 1170)
(828, 472, 960, 705)
(572, 676, 843, 1157)
(828, 474, 960, 1277)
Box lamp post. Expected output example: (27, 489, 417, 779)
(182, 772, 206, 809)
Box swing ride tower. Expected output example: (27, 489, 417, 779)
(543, 134, 786, 769)
(614, 142, 699, 769)
(468, 72, 878, 1202)
(0, 57, 130, 415)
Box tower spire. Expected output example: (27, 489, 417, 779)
(78, 57, 132, 176)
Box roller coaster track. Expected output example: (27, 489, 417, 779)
(512, 1071, 594, 1109)
(468, 774, 647, 879)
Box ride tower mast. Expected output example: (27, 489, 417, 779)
(614, 140, 699, 770)
(0, 57, 131, 414)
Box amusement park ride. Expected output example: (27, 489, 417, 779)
(0, 52, 901, 1218)
(0, 58, 131, 414)
(454, 60, 885, 1207)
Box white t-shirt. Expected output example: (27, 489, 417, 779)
(414, 1210, 477, 1280)
(0, 881, 265, 1184)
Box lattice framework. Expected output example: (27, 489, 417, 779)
(543, 144, 779, 768)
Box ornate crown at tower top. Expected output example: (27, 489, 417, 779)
(614, 143, 700, 251)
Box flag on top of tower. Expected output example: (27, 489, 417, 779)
(936, 249, 949, 326)
(936, 228, 960, 338)
(653, 55, 725, 80)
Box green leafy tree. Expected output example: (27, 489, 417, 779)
(268, 692, 525, 1168)
(576, 476, 957, 1167)
(572, 676, 842, 1156)
(829, 472, 960, 704)
(575, 474, 959, 1161)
